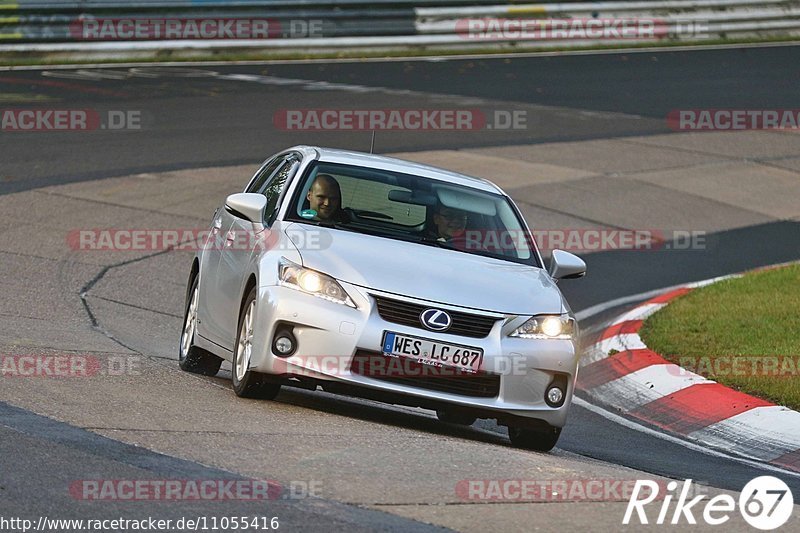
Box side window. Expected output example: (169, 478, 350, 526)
(245, 156, 286, 194)
(262, 157, 300, 225)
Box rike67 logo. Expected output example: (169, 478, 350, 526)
(624, 477, 793, 530)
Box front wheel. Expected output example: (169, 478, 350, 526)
(231, 286, 281, 400)
(507, 424, 561, 452)
(179, 275, 222, 376)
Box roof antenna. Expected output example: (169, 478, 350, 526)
(369, 130, 376, 154)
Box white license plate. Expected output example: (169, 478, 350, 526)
(382, 332, 484, 373)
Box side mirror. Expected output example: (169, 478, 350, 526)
(225, 193, 267, 223)
(549, 249, 586, 280)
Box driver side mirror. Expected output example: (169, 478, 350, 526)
(225, 193, 267, 223)
(549, 249, 586, 280)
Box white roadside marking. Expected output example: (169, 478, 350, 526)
(686, 274, 741, 288)
(689, 406, 800, 461)
(2, 41, 800, 72)
(595, 333, 647, 354)
(610, 302, 666, 325)
(590, 364, 714, 412)
(575, 284, 685, 322)
(581, 343, 612, 366)
(573, 397, 800, 479)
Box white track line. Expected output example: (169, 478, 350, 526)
(573, 397, 800, 479)
(591, 364, 714, 412)
(1, 41, 799, 72)
(690, 407, 800, 461)
(595, 333, 648, 354)
(610, 302, 666, 324)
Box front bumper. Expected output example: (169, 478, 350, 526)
(248, 282, 579, 428)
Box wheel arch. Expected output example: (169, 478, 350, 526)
(239, 273, 258, 319)
(185, 258, 200, 304)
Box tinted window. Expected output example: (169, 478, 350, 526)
(263, 158, 299, 225)
(246, 156, 286, 194)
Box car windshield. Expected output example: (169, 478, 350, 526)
(286, 161, 540, 267)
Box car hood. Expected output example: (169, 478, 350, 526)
(286, 224, 565, 315)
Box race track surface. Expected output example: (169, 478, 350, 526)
(1, 44, 800, 531)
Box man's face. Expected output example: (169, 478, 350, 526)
(433, 207, 468, 239)
(306, 179, 341, 221)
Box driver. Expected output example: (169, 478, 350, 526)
(306, 174, 346, 223)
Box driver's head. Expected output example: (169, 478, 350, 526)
(306, 174, 341, 221)
(433, 204, 468, 239)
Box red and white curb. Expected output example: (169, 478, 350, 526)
(578, 274, 800, 474)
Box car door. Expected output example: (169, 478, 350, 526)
(195, 203, 236, 349)
(214, 153, 301, 350)
(197, 156, 286, 349)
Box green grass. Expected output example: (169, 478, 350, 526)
(1, 36, 799, 67)
(639, 264, 800, 410)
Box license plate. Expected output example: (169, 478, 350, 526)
(382, 331, 483, 373)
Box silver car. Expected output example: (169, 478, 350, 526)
(179, 146, 586, 451)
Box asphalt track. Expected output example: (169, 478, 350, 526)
(1, 44, 800, 531)
(2, 44, 799, 194)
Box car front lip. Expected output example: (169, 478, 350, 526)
(247, 281, 579, 427)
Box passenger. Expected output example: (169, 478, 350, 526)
(430, 203, 469, 242)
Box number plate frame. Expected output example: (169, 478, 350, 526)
(381, 331, 484, 373)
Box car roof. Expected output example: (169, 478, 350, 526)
(291, 146, 505, 195)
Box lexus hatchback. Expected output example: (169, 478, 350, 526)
(179, 146, 585, 452)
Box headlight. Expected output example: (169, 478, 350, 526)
(510, 314, 575, 339)
(279, 258, 356, 308)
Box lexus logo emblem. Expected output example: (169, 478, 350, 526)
(420, 308, 452, 331)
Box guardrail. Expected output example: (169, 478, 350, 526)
(0, 0, 798, 54)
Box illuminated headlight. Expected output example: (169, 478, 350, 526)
(510, 314, 575, 339)
(279, 258, 356, 308)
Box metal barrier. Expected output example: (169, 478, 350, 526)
(0, 0, 798, 52)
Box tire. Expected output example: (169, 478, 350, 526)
(179, 274, 223, 376)
(436, 409, 477, 426)
(507, 424, 561, 452)
(231, 285, 281, 400)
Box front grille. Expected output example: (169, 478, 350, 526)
(351, 350, 500, 398)
(373, 295, 498, 338)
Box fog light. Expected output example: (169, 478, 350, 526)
(547, 386, 564, 406)
(273, 335, 294, 355)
